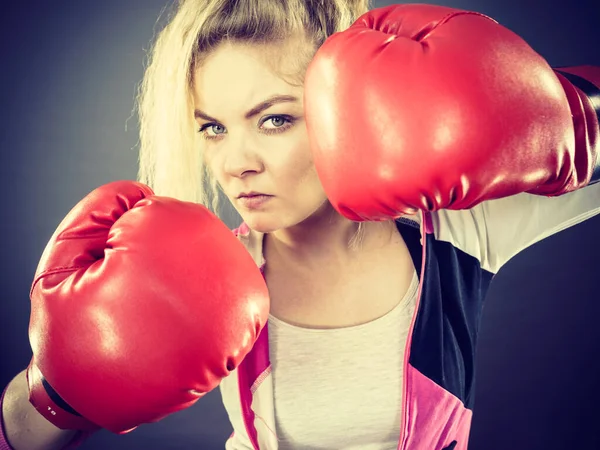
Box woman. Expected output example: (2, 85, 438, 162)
(1, 0, 599, 449)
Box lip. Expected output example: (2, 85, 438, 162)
(237, 191, 269, 198)
(237, 194, 273, 209)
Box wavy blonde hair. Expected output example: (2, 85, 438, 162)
(136, 0, 371, 244)
(137, 0, 369, 201)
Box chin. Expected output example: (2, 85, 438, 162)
(235, 199, 329, 234)
(238, 212, 287, 234)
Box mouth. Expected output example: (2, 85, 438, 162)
(237, 192, 272, 199)
(236, 193, 274, 209)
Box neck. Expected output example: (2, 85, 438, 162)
(265, 202, 395, 268)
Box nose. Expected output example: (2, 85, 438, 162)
(222, 133, 264, 178)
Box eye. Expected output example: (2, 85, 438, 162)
(259, 115, 294, 135)
(263, 116, 287, 129)
(197, 123, 227, 140)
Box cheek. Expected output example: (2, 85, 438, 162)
(273, 135, 325, 199)
(203, 148, 225, 184)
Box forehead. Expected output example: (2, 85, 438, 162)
(192, 40, 309, 113)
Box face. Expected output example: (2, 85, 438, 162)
(192, 40, 330, 233)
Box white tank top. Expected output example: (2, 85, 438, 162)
(267, 269, 418, 449)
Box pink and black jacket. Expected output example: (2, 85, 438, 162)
(220, 171, 600, 450)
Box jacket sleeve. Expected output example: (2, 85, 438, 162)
(430, 181, 600, 274)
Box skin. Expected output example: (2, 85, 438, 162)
(192, 39, 397, 269)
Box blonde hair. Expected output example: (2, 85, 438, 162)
(137, 0, 369, 201)
(136, 0, 371, 243)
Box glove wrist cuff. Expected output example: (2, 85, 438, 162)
(26, 361, 101, 431)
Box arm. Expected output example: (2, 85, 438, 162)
(4, 180, 270, 448)
(431, 66, 600, 272)
(432, 182, 600, 273)
(1, 370, 84, 450)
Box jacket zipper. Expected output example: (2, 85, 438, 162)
(398, 212, 428, 449)
(240, 374, 260, 450)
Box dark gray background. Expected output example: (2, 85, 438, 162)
(1, 0, 599, 449)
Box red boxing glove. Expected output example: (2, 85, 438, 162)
(27, 181, 269, 433)
(304, 4, 600, 220)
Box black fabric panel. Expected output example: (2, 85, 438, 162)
(397, 219, 494, 409)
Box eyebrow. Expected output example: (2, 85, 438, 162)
(194, 94, 299, 122)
